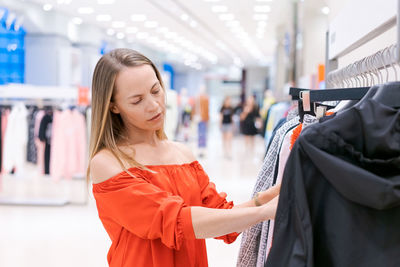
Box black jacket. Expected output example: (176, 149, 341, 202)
(266, 99, 400, 267)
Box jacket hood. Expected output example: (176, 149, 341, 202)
(301, 99, 400, 210)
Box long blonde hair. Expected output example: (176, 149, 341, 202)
(87, 48, 167, 180)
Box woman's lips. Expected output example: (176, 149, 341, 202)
(148, 113, 161, 121)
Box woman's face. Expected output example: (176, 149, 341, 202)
(111, 64, 165, 133)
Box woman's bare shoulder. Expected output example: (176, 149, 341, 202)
(168, 141, 197, 163)
(90, 149, 125, 184)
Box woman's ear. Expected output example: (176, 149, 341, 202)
(110, 102, 120, 114)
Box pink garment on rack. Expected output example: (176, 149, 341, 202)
(1, 109, 9, 174)
(50, 109, 86, 180)
(34, 110, 45, 175)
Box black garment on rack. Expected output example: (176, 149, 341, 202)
(26, 107, 38, 164)
(38, 112, 53, 175)
(266, 99, 400, 267)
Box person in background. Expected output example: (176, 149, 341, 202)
(195, 85, 209, 158)
(240, 95, 260, 156)
(219, 96, 234, 159)
(88, 48, 280, 267)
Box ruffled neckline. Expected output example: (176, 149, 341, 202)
(92, 161, 200, 186)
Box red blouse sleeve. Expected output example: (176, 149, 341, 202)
(194, 163, 240, 244)
(92, 172, 196, 250)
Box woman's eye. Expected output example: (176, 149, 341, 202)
(132, 99, 142, 105)
(152, 89, 160, 94)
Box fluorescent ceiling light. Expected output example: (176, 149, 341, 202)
(97, 0, 115, 4)
(72, 17, 82, 25)
(43, 4, 53, 11)
(116, 32, 125, 39)
(254, 5, 271, 12)
(256, 0, 273, 2)
(204, 0, 221, 2)
(78, 7, 94, 14)
(112, 21, 126, 28)
(107, 28, 115, 35)
(144, 21, 158, 28)
(212, 5, 228, 12)
(96, 14, 111, 22)
(131, 14, 147, 21)
(253, 14, 268, 20)
(126, 27, 138, 34)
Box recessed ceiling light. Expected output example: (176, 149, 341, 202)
(219, 14, 235, 21)
(256, 0, 273, 2)
(253, 14, 269, 20)
(190, 21, 197, 28)
(145, 21, 158, 28)
(181, 14, 189, 21)
(258, 21, 267, 27)
(254, 5, 271, 12)
(131, 14, 147, 22)
(96, 14, 111, 22)
(43, 4, 53, 11)
(136, 32, 149, 39)
(116, 32, 125, 39)
(112, 21, 126, 28)
(78, 7, 94, 14)
(107, 28, 115, 35)
(72, 17, 82, 25)
(203, 0, 221, 2)
(126, 27, 138, 34)
(157, 27, 169, 33)
(321, 6, 330, 15)
(226, 20, 240, 27)
(97, 0, 115, 4)
(212, 5, 228, 12)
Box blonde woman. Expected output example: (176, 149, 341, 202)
(88, 48, 280, 267)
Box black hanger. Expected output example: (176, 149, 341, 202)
(290, 87, 370, 102)
(372, 82, 400, 108)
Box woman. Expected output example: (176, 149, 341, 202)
(240, 95, 260, 155)
(220, 96, 234, 159)
(87, 48, 280, 267)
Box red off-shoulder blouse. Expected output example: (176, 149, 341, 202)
(92, 161, 239, 267)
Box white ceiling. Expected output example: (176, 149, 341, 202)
(19, 0, 326, 70)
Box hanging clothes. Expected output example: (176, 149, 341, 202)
(2, 103, 29, 175)
(38, 111, 53, 175)
(237, 113, 299, 267)
(34, 110, 45, 174)
(50, 109, 87, 180)
(26, 107, 38, 164)
(0, 108, 10, 173)
(266, 99, 400, 267)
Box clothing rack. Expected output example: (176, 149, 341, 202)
(0, 84, 88, 207)
(326, 0, 400, 88)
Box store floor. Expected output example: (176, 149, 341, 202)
(0, 123, 266, 267)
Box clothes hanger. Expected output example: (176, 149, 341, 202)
(372, 46, 400, 108)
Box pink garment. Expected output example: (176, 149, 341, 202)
(34, 110, 45, 174)
(265, 128, 293, 260)
(1, 109, 10, 174)
(50, 109, 87, 180)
